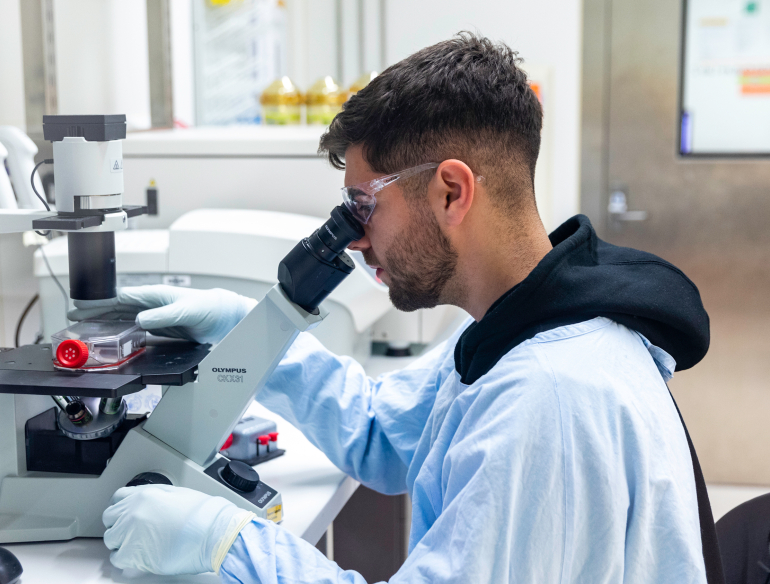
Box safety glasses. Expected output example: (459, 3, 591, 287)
(341, 162, 440, 224)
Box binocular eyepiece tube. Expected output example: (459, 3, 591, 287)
(313, 205, 364, 255)
(278, 204, 365, 313)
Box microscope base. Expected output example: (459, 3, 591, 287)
(0, 422, 282, 543)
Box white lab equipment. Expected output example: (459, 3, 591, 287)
(52, 135, 125, 213)
(0, 115, 372, 543)
(0, 143, 17, 209)
(0, 126, 46, 209)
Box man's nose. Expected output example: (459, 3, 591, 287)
(347, 229, 371, 252)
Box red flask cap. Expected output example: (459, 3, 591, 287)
(221, 434, 234, 451)
(268, 432, 279, 442)
(258, 435, 270, 445)
(56, 339, 89, 368)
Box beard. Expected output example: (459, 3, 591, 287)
(363, 204, 459, 312)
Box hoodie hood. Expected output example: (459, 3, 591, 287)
(454, 214, 710, 385)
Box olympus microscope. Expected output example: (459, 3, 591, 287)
(0, 115, 364, 543)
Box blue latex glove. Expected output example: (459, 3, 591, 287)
(103, 484, 256, 575)
(67, 285, 257, 344)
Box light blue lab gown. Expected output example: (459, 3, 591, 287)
(219, 317, 707, 583)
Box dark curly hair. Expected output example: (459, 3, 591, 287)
(319, 32, 543, 212)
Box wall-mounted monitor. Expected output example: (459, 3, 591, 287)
(680, 0, 770, 156)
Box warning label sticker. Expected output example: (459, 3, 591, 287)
(267, 504, 282, 523)
(110, 159, 123, 173)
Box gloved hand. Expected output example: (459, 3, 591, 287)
(67, 285, 257, 344)
(103, 484, 256, 575)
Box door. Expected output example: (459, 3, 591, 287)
(581, 0, 770, 484)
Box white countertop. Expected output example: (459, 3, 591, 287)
(2, 401, 358, 583)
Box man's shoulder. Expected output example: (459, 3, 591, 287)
(485, 317, 670, 410)
(445, 317, 671, 425)
(486, 317, 634, 377)
(464, 318, 686, 466)
(521, 316, 658, 378)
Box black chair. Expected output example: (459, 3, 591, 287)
(716, 493, 770, 584)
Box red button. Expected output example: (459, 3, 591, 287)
(258, 435, 269, 445)
(268, 432, 279, 442)
(221, 433, 233, 451)
(56, 339, 89, 368)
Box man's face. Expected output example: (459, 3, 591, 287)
(344, 146, 459, 312)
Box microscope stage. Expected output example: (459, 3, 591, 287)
(0, 341, 209, 397)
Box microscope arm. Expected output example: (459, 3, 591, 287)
(143, 285, 327, 467)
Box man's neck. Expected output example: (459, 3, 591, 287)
(452, 221, 553, 321)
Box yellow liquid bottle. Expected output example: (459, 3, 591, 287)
(260, 77, 303, 125)
(306, 76, 347, 125)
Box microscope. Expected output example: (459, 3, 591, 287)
(0, 115, 363, 543)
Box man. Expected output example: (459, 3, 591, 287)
(80, 33, 714, 582)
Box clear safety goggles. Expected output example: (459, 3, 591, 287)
(341, 162, 440, 224)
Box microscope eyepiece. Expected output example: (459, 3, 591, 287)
(316, 205, 365, 254)
(278, 204, 364, 313)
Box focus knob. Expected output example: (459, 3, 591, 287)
(221, 461, 259, 492)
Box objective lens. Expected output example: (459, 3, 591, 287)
(65, 400, 93, 425)
(51, 395, 71, 411)
(100, 397, 122, 415)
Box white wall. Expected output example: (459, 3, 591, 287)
(0, 0, 26, 129)
(286, 0, 339, 90)
(1, 0, 153, 131)
(53, 0, 151, 130)
(285, 0, 386, 91)
(383, 0, 583, 227)
(170, 0, 195, 127)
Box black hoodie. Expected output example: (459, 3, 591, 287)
(454, 214, 710, 385)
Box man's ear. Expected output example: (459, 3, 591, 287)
(430, 160, 476, 227)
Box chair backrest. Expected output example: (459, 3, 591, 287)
(716, 492, 770, 584)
